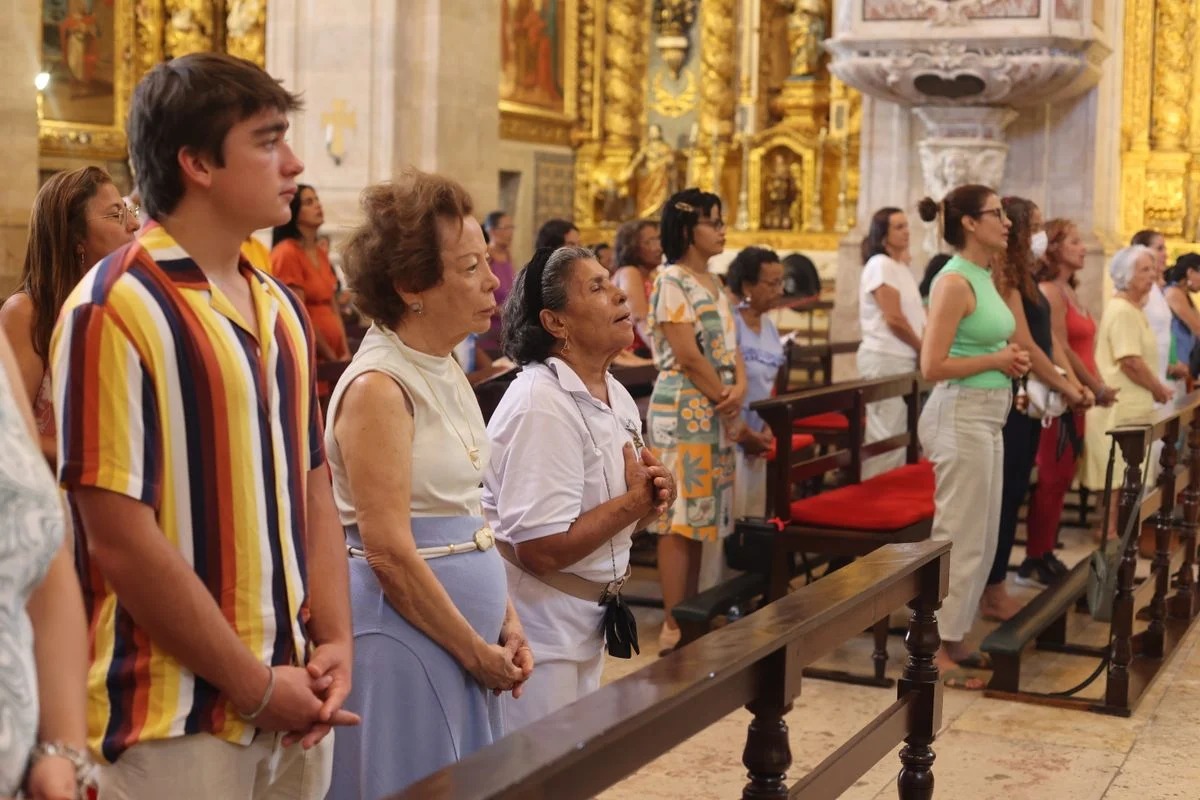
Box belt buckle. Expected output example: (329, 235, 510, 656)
(474, 527, 495, 552)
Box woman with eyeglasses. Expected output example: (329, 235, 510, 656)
(646, 188, 745, 655)
(0, 166, 139, 462)
(917, 185, 1031, 691)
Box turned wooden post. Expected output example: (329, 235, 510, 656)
(1172, 410, 1200, 618)
(1107, 430, 1148, 711)
(897, 559, 944, 800)
(742, 649, 795, 800)
(1146, 422, 1177, 658)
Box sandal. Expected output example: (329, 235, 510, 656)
(952, 651, 992, 670)
(942, 667, 988, 691)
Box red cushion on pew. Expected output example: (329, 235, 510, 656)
(793, 412, 850, 430)
(765, 433, 817, 462)
(788, 461, 935, 531)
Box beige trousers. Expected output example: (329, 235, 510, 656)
(857, 348, 918, 479)
(99, 731, 334, 800)
(918, 384, 1011, 643)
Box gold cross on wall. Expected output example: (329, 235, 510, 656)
(321, 99, 357, 165)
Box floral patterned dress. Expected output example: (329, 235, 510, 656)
(646, 264, 738, 541)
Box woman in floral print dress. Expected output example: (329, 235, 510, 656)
(647, 188, 746, 654)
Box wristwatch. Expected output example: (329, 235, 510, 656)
(28, 741, 98, 800)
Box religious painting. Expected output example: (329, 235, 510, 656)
(499, 0, 578, 146)
(41, 0, 116, 125)
(38, 0, 134, 159)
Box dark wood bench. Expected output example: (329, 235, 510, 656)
(753, 372, 932, 686)
(983, 392, 1200, 714)
(776, 339, 861, 448)
(393, 540, 951, 800)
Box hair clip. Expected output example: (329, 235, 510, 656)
(673, 201, 697, 214)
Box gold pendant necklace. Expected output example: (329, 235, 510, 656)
(383, 326, 482, 470)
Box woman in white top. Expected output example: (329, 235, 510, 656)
(326, 171, 533, 799)
(857, 207, 926, 477)
(484, 246, 674, 731)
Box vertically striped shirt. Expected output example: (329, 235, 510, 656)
(51, 224, 323, 763)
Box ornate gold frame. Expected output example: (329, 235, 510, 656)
(38, 0, 136, 160)
(747, 131, 818, 234)
(499, 0, 580, 147)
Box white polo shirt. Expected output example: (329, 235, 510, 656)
(483, 357, 641, 661)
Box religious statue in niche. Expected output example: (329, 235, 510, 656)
(781, 0, 827, 79)
(619, 124, 683, 219)
(762, 152, 802, 230)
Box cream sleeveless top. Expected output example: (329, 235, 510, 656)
(325, 324, 489, 524)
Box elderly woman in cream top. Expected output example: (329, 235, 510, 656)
(325, 172, 533, 800)
(484, 246, 673, 731)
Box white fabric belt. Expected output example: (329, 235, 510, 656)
(347, 526, 495, 561)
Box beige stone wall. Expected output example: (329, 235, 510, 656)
(267, 0, 499, 245)
(0, 2, 39, 295)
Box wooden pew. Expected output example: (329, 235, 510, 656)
(392, 540, 951, 800)
(982, 390, 1200, 714)
(776, 340, 861, 448)
(751, 372, 932, 686)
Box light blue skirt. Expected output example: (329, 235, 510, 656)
(327, 516, 508, 800)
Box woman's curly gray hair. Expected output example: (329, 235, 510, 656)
(1109, 244, 1153, 291)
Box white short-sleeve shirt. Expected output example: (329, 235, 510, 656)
(859, 254, 926, 358)
(483, 358, 643, 662)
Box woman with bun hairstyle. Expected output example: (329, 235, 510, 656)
(916, 186, 1031, 689)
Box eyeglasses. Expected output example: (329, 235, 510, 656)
(697, 218, 727, 232)
(90, 204, 139, 227)
(976, 207, 1007, 223)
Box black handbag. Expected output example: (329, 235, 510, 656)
(602, 593, 640, 658)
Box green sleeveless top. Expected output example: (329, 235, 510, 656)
(934, 254, 1015, 389)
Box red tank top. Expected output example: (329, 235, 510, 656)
(1061, 286, 1098, 377)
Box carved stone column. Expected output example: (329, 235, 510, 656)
(914, 107, 1017, 251)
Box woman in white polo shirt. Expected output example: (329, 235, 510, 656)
(857, 206, 926, 477)
(484, 246, 675, 731)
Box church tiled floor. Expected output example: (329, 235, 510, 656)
(596, 526, 1200, 799)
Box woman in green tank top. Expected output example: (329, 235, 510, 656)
(915, 186, 1031, 691)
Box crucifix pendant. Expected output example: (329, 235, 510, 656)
(468, 447, 481, 470)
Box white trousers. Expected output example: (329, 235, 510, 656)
(503, 649, 605, 732)
(856, 348, 918, 479)
(918, 384, 1011, 643)
(99, 731, 333, 800)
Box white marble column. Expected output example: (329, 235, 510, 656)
(0, 2, 40, 293)
(267, 0, 500, 237)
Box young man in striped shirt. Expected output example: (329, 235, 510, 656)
(52, 53, 357, 799)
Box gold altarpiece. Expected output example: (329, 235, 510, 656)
(37, 1, 267, 163)
(1120, 0, 1200, 251)
(500, 0, 859, 251)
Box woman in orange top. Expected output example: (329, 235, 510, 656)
(271, 184, 349, 361)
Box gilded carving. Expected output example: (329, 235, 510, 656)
(603, 0, 643, 148)
(165, 0, 216, 58)
(1122, 0, 1153, 152)
(617, 124, 684, 218)
(574, 0, 598, 143)
(226, 0, 267, 66)
(654, 0, 697, 77)
(699, 0, 737, 143)
(1150, 0, 1191, 150)
(780, 0, 826, 78)
(650, 70, 699, 118)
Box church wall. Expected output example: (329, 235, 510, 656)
(496, 140, 575, 267)
(1, 1, 40, 294)
(267, 0, 499, 244)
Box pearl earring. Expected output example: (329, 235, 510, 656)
(409, 301, 423, 315)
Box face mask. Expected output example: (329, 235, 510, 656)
(1031, 230, 1048, 259)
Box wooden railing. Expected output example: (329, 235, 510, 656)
(392, 540, 950, 800)
(983, 389, 1200, 715)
